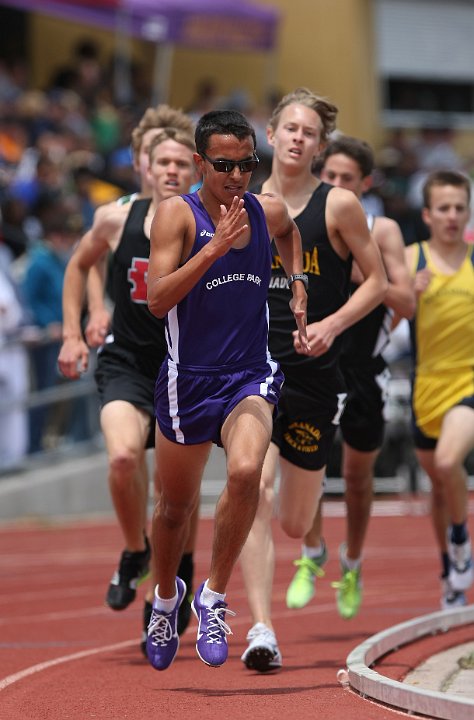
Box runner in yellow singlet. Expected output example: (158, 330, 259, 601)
(406, 169, 474, 609)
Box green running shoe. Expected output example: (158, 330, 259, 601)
(286, 544, 327, 609)
(332, 560, 362, 620)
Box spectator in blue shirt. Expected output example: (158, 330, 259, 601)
(21, 195, 84, 453)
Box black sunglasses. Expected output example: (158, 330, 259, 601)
(200, 152, 259, 173)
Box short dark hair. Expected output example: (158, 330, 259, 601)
(319, 135, 374, 178)
(422, 170, 471, 208)
(195, 109, 256, 155)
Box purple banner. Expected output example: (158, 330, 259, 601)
(0, 0, 279, 50)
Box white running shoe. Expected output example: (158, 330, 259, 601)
(241, 623, 282, 672)
(441, 577, 467, 610)
(448, 537, 474, 591)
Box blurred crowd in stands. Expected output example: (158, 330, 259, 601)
(0, 37, 473, 471)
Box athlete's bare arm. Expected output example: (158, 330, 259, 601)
(327, 188, 387, 323)
(373, 217, 415, 319)
(294, 187, 387, 357)
(405, 243, 433, 298)
(258, 192, 309, 351)
(58, 204, 128, 379)
(85, 255, 111, 346)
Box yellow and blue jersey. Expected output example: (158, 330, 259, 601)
(410, 241, 474, 438)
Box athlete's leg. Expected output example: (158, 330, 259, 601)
(178, 499, 200, 599)
(174, 496, 200, 635)
(435, 406, 474, 525)
(101, 400, 151, 551)
(415, 447, 448, 553)
(301, 501, 323, 547)
(152, 450, 200, 558)
(282, 469, 326, 611)
(342, 443, 378, 560)
(184, 501, 200, 553)
(151, 429, 211, 599)
(278, 457, 325, 539)
(208, 396, 274, 593)
(146, 432, 211, 670)
(435, 405, 474, 592)
(142, 447, 200, 651)
(239, 442, 279, 629)
(416, 405, 474, 602)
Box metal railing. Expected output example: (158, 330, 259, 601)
(0, 331, 102, 471)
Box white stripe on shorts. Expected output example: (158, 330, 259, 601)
(259, 356, 278, 397)
(166, 359, 185, 444)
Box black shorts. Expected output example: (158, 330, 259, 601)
(272, 367, 347, 471)
(412, 393, 474, 451)
(95, 342, 163, 449)
(340, 361, 390, 452)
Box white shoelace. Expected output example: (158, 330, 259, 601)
(148, 610, 173, 647)
(203, 606, 236, 644)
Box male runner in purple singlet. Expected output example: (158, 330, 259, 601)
(145, 109, 309, 671)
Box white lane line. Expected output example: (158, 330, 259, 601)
(0, 590, 434, 694)
(0, 605, 112, 626)
(0, 639, 136, 691)
(0, 604, 337, 693)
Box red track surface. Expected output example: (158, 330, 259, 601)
(0, 497, 473, 720)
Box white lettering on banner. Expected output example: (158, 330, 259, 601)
(205, 273, 262, 290)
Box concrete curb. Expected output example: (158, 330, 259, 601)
(346, 605, 474, 719)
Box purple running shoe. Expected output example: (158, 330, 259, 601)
(146, 577, 187, 671)
(191, 581, 236, 667)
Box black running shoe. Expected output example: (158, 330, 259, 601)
(141, 599, 153, 657)
(106, 536, 151, 611)
(176, 552, 194, 635)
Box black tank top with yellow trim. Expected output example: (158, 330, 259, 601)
(254, 182, 352, 371)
